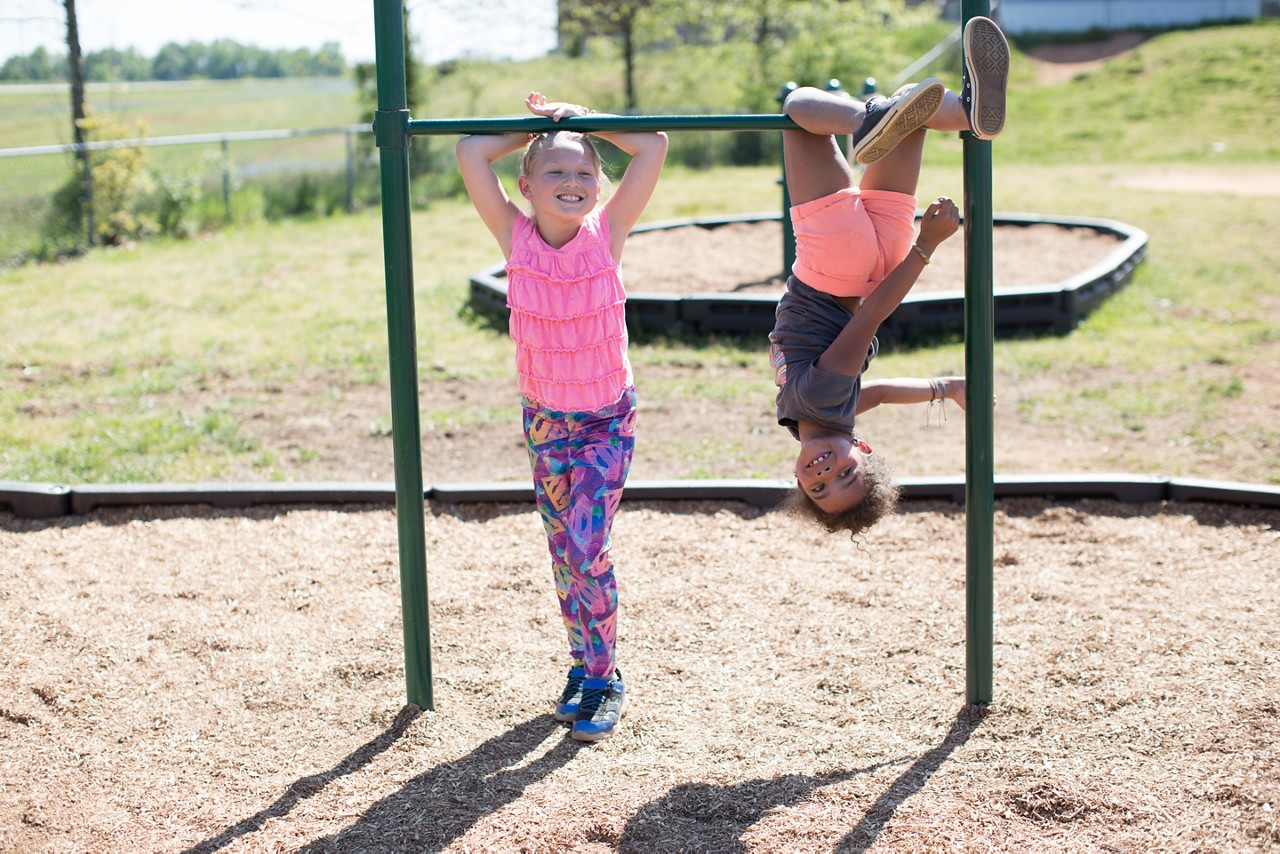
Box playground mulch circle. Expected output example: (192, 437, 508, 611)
(622, 218, 1121, 298)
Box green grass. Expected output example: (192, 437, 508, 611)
(996, 23, 1280, 164)
(2, 20, 1279, 484)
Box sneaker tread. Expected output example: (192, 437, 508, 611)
(963, 17, 1010, 140)
(852, 80, 945, 165)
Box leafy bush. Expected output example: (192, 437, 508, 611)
(81, 117, 157, 244)
(39, 114, 157, 254)
(151, 172, 203, 239)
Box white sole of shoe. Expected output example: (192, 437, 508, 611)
(964, 16, 1010, 141)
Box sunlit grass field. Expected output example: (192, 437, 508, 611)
(0, 77, 364, 148)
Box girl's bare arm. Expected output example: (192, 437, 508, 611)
(597, 129, 667, 240)
(455, 132, 528, 258)
(857, 376, 967, 414)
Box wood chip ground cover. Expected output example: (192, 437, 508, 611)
(2, 498, 1277, 851)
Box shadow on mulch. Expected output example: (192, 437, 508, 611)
(185, 705, 987, 852)
(294, 713, 586, 851)
(182, 704, 426, 854)
(835, 705, 987, 851)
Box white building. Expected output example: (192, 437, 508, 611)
(983, 0, 1262, 35)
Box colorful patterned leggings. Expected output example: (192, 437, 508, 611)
(522, 388, 636, 680)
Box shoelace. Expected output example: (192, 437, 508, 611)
(558, 673, 584, 704)
(577, 686, 607, 715)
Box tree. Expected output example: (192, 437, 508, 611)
(352, 3, 442, 203)
(64, 0, 93, 244)
(558, 0, 657, 109)
(0, 46, 62, 81)
(84, 47, 151, 82)
(151, 43, 192, 81)
(557, 0, 736, 110)
(354, 5, 427, 115)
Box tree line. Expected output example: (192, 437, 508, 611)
(0, 40, 347, 83)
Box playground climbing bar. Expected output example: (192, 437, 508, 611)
(962, 0, 996, 705)
(406, 115, 799, 136)
(371, 0, 997, 710)
(373, 0, 433, 710)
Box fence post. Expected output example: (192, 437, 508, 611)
(345, 127, 356, 212)
(221, 138, 232, 221)
(79, 144, 95, 247)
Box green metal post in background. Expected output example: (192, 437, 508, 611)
(777, 82, 798, 276)
(962, 0, 996, 706)
(775, 78, 849, 280)
(372, 0, 432, 711)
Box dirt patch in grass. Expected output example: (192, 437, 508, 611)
(1026, 31, 1150, 84)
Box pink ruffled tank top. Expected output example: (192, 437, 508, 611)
(505, 208, 632, 412)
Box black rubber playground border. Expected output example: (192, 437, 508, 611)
(3, 475, 1277, 520)
(469, 212, 1149, 340)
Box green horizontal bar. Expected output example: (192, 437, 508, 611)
(407, 114, 798, 136)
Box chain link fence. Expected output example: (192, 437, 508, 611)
(0, 124, 375, 265)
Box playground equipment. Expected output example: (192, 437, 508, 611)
(467, 82, 1146, 341)
(369, 0, 996, 710)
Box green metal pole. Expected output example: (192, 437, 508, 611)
(961, 0, 995, 706)
(777, 82, 798, 278)
(407, 113, 799, 136)
(372, 0, 432, 711)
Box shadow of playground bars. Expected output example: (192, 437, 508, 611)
(176, 704, 984, 851)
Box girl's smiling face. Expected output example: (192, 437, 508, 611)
(794, 434, 874, 514)
(518, 135, 602, 227)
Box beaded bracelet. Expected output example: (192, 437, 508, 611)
(926, 377, 948, 427)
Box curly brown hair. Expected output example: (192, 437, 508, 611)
(780, 452, 901, 538)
